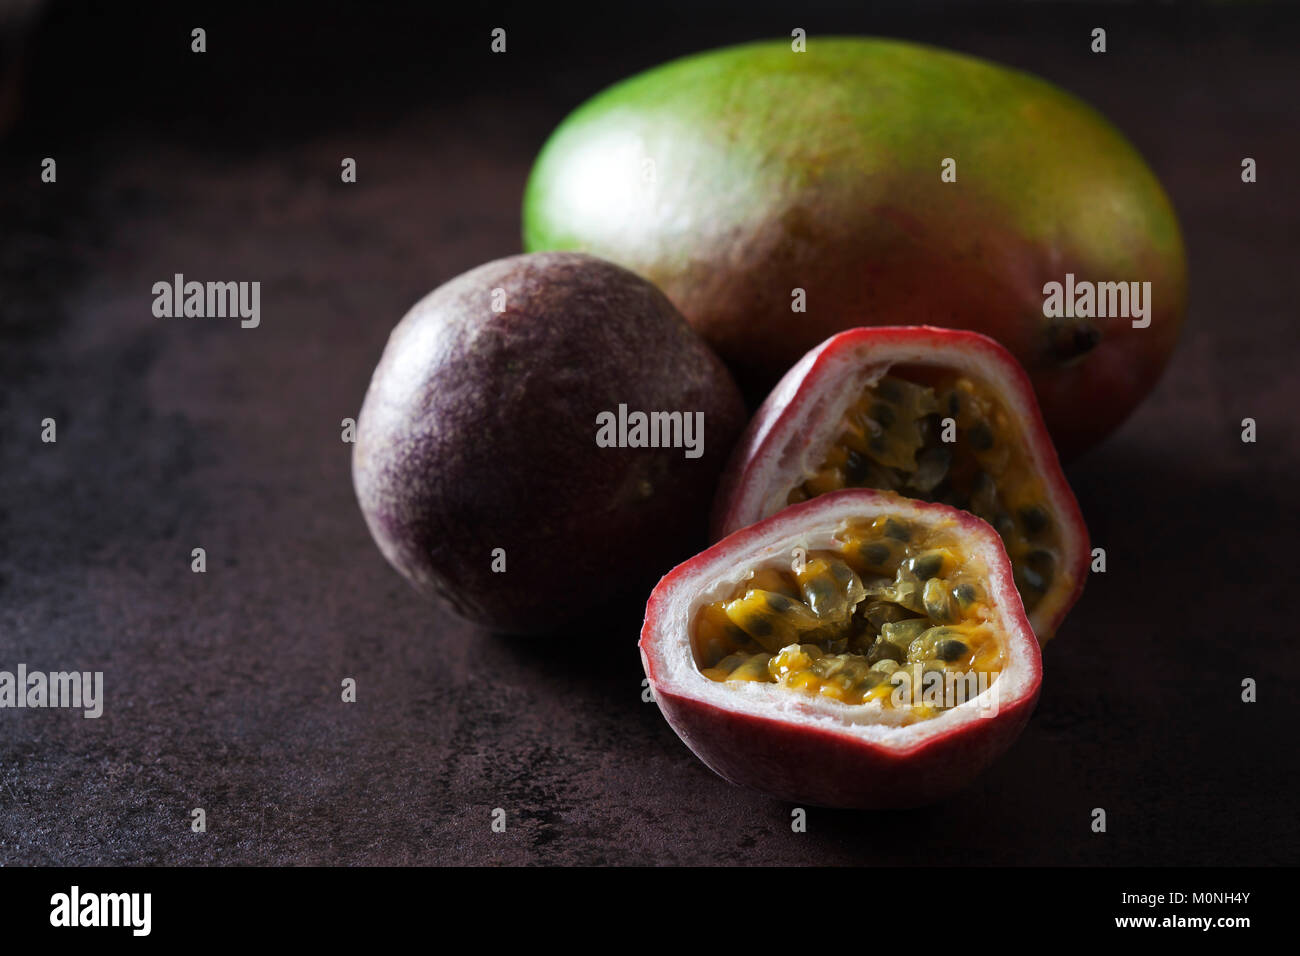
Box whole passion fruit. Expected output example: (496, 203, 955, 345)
(640, 489, 1042, 809)
(523, 37, 1188, 456)
(353, 252, 746, 633)
(713, 326, 1088, 640)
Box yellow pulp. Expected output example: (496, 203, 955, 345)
(788, 372, 1060, 614)
(693, 516, 1003, 721)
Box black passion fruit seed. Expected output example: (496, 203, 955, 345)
(967, 421, 995, 451)
(844, 448, 871, 483)
(857, 538, 904, 574)
(908, 550, 953, 581)
(953, 583, 979, 610)
(871, 402, 897, 428)
(935, 639, 969, 662)
(1019, 505, 1049, 537)
(797, 556, 866, 621)
(883, 518, 912, 542)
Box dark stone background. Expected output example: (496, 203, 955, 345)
(1, 1, 1297, 865)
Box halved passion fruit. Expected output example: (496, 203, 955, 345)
(712, 327, 1088, 640)
(640, 489, 1042, 809)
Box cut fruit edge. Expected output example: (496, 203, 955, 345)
(711, 325, 1089, 639)
(641, 489, 1043, 757)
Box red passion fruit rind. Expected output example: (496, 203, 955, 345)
(640, 489, 1043, 809)
(712, 326, 1089, 641)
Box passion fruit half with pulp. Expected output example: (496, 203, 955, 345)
(713, 326, 1088, 640)
(641, 489, 1042, 809)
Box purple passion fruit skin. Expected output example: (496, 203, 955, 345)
(352, 252, 747, 634)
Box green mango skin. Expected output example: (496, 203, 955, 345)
(523, 37, 1188, 457)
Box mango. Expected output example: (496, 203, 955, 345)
(523, 37, 1188, 456)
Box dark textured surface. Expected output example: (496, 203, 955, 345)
(1, 2, 1297, 865)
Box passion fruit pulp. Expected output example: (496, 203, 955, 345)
(353, 252, 746, 633)
(641, 489, 1042, 809)
(698, 518, 1002, 715)
(713, 327, 1088, 640)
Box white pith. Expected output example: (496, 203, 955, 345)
(720, 335, 1082, 636)
(647, 492, 1039, 749)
